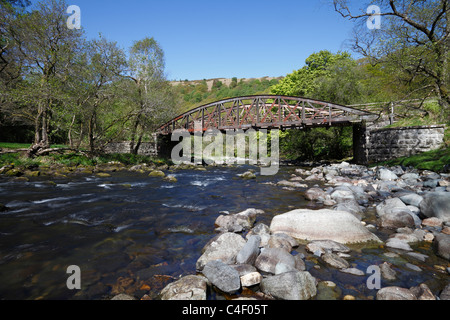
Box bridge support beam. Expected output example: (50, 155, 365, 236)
(352, 122, 368, 165)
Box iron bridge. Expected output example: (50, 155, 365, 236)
(157, 95, 376, 135)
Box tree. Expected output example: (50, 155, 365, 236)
(333, 0, 449, 119)
(1, 0, 84, 156)
(270, 50, 352, 97)
(126, 37, 178, 154)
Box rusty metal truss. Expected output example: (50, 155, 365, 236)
(157, 95, 376, 135)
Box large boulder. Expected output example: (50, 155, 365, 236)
(376, 198, 407, 217)
(260, 271, 317, 300)
(269, 209, 381, 244)
(376, 286, 417, 300)
(419, 192, 450, 222)
(196, 232, 246, 271)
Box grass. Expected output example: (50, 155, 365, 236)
(0, 142, 68, 149)
(374, 147, 450, 172)
(0, 150, 170, 168)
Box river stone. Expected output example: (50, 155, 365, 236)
(202, 260, 241, 293)
(399, 193, 423, 207)
(255, 248, 296, 274)
(196, 232, 246, 271)
(269, 209, 381, 244)
(440, 283, 450, 300)
(305, 240, 351, 255)
(380, 262, 397, 280)
(378, 169, 398, 181)
(321, 252, 349, 269)
(376, 286, 417, 300)
(260, 271, 317, 300)
(433, 233, 450, 260)
(385, 237, 413, 251)
(305, 187, 327, 201)
(376, 198, 407, 217)
(160, 275, 207, 300)
(419, 192, 450, 222)
(380, 209, 415, 229)
(240, 272, 262, 287)
(236, 235, 260, 265)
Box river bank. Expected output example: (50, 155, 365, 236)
(0, 155, 449, 300)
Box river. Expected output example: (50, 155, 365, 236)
(0, 165, 448, 300)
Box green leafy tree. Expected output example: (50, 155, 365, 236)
(1, 0, 84, 155)
(333, 0, 449, 120)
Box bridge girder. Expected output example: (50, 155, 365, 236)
(157, 95, 377, 135)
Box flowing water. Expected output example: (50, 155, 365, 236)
(0, 166, 448, 300)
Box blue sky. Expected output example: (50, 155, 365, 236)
(69, 0, 361, 80)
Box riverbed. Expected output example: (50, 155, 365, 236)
(0, 165, 448, 300)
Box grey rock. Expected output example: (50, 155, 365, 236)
(240, 272, 262, 287)
(196, 232, 246, 271)
(236, 235, 261, 265)
(267, 233, 297, 252)
(405, 263, 422, 272)
(385, 238, 413, 251)
(335, 199, 363, 220)
(330, 188, 355, 203)
(305, 187, 327, 201)
(376, 198, 407, 217)
(215, 208, 263, 232)
(380, 209, 415, 229)
(229, 264, 257, 276)
(410, 283, 436, 300)
(260, 271, 317, 300)
(401, 173, 419, 180)
(321, 252, 350, 269)
(269, 209, 381, 244)
(111, 293, 136, 300)
(202, 260, 241, 293)
(440, 283, 450, 300)
(376, 286, 417, 300)
(275, 262, 297, 274)
(399, 193, 423, 207)
(433, 233, 450, 260)
(340, 267, 365, 276)
(160, 275, 207, 300)
(305, 240, 351, 255)
(419, 192, 450, 222)
(255, 248, 296, 274)
(378, 169, 398, 181)
(405, 252, 428, 262)
(380, 262, 397, 280)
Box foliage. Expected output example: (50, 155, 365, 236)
(376, 148, 450, 173)
(0, 0, 180, 155)
(333, 0, 449, 120)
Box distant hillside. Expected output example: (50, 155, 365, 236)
(171, 76, 283, 112)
